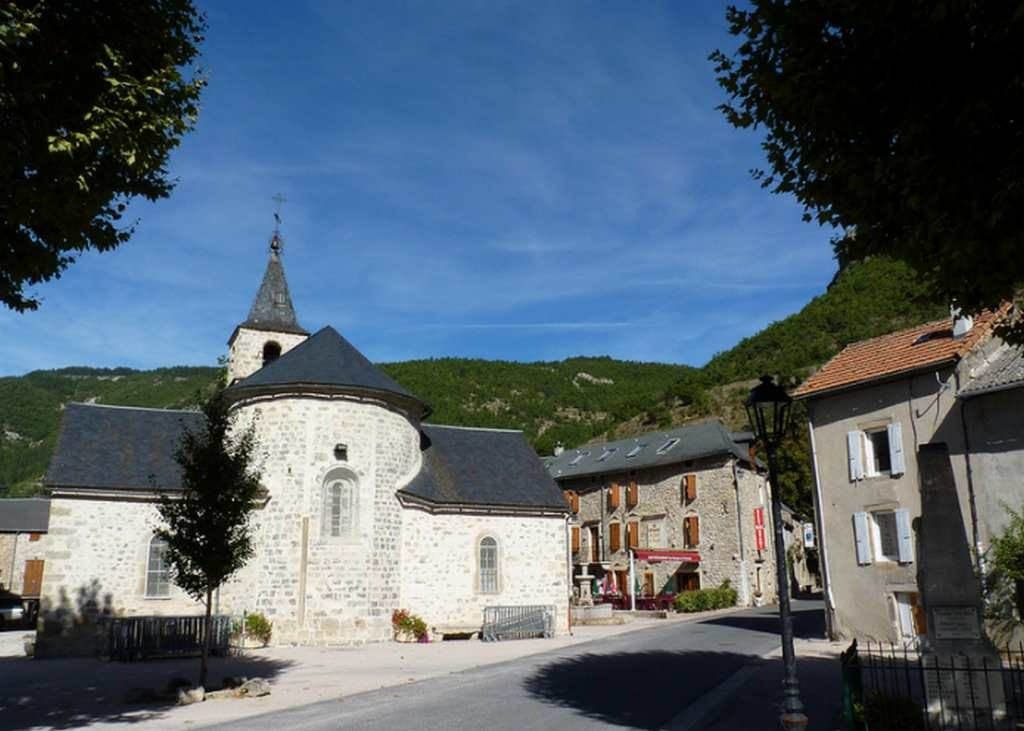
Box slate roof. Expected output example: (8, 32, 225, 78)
(235, 246, 308, 338)
(400, 425, 566, 510)
(227, 326, 429, 416)
(545, 420, 754, 481)
(45, 403, 202, 491)
(792, 308, 1006, 399)
(960, 344, 1024, 398)
(0, 498, 50, 533)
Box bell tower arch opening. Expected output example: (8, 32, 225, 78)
(262, 341, 282, 367)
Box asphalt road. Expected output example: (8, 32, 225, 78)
(207, 600, 825, 731)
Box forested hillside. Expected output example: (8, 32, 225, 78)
(0, 257, 946, 514)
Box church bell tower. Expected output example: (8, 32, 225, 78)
(227, 229, 309, 384)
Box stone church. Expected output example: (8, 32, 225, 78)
(38, 233, 570, 649)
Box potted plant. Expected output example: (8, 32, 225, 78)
(391, 609, 429, 643)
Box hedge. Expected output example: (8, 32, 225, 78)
(674, 581, 738, 613)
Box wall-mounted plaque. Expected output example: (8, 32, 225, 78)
(931, 606, 981, 640)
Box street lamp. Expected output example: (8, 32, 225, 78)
(745, 375, 808, 730)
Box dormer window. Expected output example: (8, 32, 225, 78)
(262, 341, 282, 367)
(273, 292, 287, 307)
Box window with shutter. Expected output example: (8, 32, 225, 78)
(564, 490, 579, 513)
(626, 481, 638, 509)
(683, 516, 699, 548)
(853, 511, 872, 565)
(848, 431, 865, 481)
(895, 508, 914, 563)
(571, 526, 581, 553)
(684, 474, 697, 502)
(627, 522, 639, 549)
(872, 511, 900, 561)
(888, 423, 906, 476)
(609, 522, 622, 552)
(864, 429, 892, 476)
(609, 484, 621, 510)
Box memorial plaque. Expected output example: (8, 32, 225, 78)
(932, 606, 981, 640)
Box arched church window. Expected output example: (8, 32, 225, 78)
(146, 536, 170, 598)
(322, 472, 357, 539)
(478, 537, 498, 594)
(262, 341, 282, 367)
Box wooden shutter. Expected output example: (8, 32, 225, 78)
(643, 572, 655, 597)
(847, 431, 864, 481)
(564, 490, 579, 513)
(609, 484, 621, 510)
(895, 508, 914, 563)
(29, 532, 41, 542)
(888, 422, 906, 476)
(615, 570, 629, 595)
(609, 522, 622, 552)
(853, 511, 872, 564)
(571, 526, 581, 553)
(683, 474, 697, 502)
(590, 526, 600, 562)
(684, 516, 699, 548)
(910, 593, 927, 635)
(627, 522, 639, 549)
(626, 481, 638, 509)
(22, 559, 44, 598)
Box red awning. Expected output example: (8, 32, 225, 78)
(632, 549, 700, 564)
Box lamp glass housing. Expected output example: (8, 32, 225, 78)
(745, 375, 793, 449)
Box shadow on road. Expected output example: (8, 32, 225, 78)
(524, 649, 840, 730)
(0, 653, 293, 730)
(699, 606, 825, 640)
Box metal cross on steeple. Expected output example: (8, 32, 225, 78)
(270, 193, 287, 253)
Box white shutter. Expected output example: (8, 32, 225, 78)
(853, 512, 872, 565)
(896, 509, 914, 563)
(847, 431, 864, 482)
(888, 422, 906, 476)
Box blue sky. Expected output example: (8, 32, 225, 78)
(0, 1, 838, 377)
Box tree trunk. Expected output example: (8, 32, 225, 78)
(199, 587, 213, 689)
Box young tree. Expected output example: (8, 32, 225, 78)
(711, 2, 1024, 342)
(156, 388, 262, 688)
(0, 0, 205, 312)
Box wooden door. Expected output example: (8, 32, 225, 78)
(643, 572, 655, 597)
(615, 569, 629, 595)
(22, 559, 44, 598)
(590, 526, 600, 563)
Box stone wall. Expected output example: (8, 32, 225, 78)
(400, 508, 570, 634)
(0, 532, 48, 595)
(220, 392, 422, 645)
(227, 327, 308, 383)
(561, 456, 776, 606)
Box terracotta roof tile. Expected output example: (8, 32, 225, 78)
(792, 308, 1005, 399)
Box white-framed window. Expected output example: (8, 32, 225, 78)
(322, 471, 358, 539)
(479, 537, 498, 594)
(853, 509, 914, 565)
(847, 422, 905, 481)
(146, 536, 171, 598)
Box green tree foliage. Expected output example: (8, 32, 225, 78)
(983, 507, 1024, 642)
(711, 1, 1024, 342)
(156, 389, 262, 688)
(0, 0, 206, 311)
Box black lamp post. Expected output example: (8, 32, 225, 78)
(745, 375, 808, 730)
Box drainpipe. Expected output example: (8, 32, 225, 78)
(731, 458, 751, 606)
(629, 549, 636, 612)
(806, 409, 837, 639)
(565, 513, 573, 634)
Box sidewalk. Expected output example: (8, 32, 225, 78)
(675, 637, 846, 731)
(0, 605, 746, 730)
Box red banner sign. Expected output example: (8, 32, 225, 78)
(754, 507, 766, 551)
(632, 549, 700, 564)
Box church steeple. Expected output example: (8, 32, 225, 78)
(238, 232, 307, 336)
(226, 219, 310, 384)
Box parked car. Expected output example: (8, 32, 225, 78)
(0, 592, 25, 628)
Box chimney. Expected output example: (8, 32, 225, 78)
(951, 305, 974, 339)
(553, 442, 564, 457)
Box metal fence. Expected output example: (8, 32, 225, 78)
(481, 605, 554, 642)
(841, 639, 1024, 730)
(105, 614, 233, 661)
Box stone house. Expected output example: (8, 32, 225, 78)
(794, 307, 1024, 642)
(37, 234, 570, 651)
(545, 421, 777, 607)
(0, 498, 50, 618)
